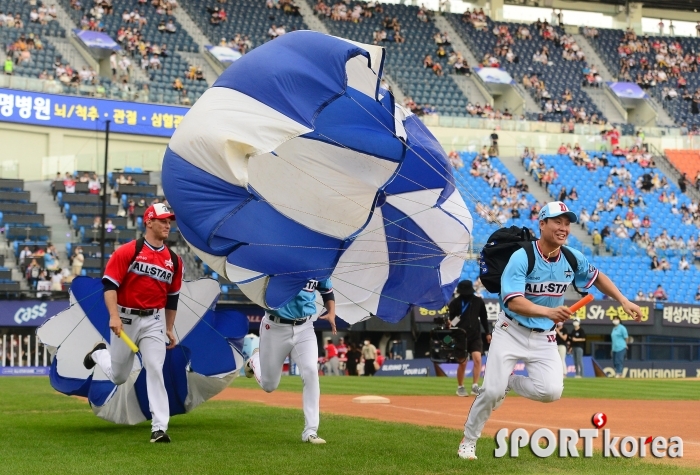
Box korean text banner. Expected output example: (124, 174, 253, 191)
(412, 299, 654, 325)
(662, 303, 700, 328)
(0, 88, 189, 137)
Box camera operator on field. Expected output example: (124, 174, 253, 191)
(448, 280, 491, 397)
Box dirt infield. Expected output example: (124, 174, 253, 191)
(214, 387, 699, 467)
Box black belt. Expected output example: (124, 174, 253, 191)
(504, 314, 554, 333)
(266, 314, 310, 326)
(119, 306, 155, 317)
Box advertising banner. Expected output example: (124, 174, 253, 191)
(0, 88, 189, 137)
(594, 359, 700, 378)
(661, 303, 700, 328)
(0, 300, 70, 327)
(439, 355, 596, 378)
(412, 299, 653, 325)
(607, 82, 647, 99)
(376, 358, 435, 376)
(205, 45, 242, 64)
(73, 29, 120, 51)
(473, 67, 515, 85)
(0, 366, 50, 376)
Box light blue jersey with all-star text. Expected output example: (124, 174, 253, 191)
(269, 278, 333, 320)
(500, 242, 598, 330)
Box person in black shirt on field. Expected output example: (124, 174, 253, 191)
(569, 318, 586, 378)
(344, 343, 361, 376)
(555, 321, 569, 377)
(448, 280, 490, 397)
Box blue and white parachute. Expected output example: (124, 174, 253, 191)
(37, 277, 247, 424)
(162, 31, 473, 324)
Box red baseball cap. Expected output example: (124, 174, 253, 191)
(144, 203, 176, 223)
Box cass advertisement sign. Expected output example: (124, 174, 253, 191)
(0, 88, 189, 137)
(0, 300, 69, 327)
(412, 300, 653, 325)
(662, 303, 700, 328)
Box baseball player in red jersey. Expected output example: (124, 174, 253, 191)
(83, 203, 183, 443)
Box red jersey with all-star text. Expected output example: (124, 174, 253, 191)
(103, 239, 183, 309)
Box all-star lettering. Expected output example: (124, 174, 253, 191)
(525, 281, 569, 296)
(130, 262, 174, 284)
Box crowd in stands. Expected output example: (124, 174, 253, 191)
(19, 243, 69, 291)
(467, 146, 535, 224)
(589, 26, 700, 127)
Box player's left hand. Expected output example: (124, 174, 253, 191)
(165, 328, 177, 349)
(320, 313, 337, 334)
(620, 299, 642, 322)
(486, 334, 492, 344)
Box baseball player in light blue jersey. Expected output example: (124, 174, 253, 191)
(458, 201, 641, 460)
(245, 279, 336, 444)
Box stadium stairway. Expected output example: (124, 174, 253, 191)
(296, 0, 329, 35)
(498, 156, 600, 253)
(432, 14, 492, 108)
(23, 181, 71, 253)
(170, 8, 227, 84)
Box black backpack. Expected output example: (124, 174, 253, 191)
(478, 226, 586, 296)
(128, 237, 179, 277)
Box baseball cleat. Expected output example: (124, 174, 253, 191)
(150, 430, 171, 443)
(82, 342, 106, 370)
(471, 384, 480, 396)
(244, 348, 259, 378)
(305, 434, 326, 444)
(458, 437, 477, 460)
(456, 386, 467, 397)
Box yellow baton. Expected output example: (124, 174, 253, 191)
(120, 331, 139, 353)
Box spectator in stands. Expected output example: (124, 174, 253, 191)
(165, 19, 176, 33)
(679, 256, 690, 271)
(88, 174, 101, 194)
(92, 216, 102, 229)
(71, 247, 84, 276)
(63, 172, 76, 193)
(695, 285, 700, 301)
(653, 284, 668, 301)
(26, 259, 41, 289)
(172, 77, 183, 91)
(105, 219, 116, 233)
(50, 269, 64, 292)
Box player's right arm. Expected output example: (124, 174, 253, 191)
(102, 243, 135, 337)
(501, 249, 571, 323)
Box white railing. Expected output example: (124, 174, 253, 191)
(1, 333, 49, 367)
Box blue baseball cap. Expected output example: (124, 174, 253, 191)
(539, 201, 578, 223)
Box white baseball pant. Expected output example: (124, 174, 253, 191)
(249, 315, 319, 441)
(92, 309, 169, 432)
(326, 356, 340, 376)
(557, 344, 567, 376)
(463, 311, 563, 440)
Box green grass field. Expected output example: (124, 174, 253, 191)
(0, 378, 695, 474)
(232, 375, 700, 400)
